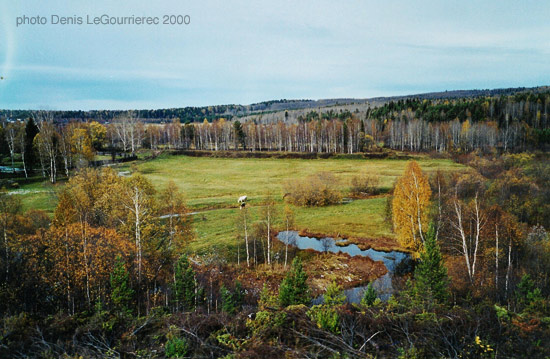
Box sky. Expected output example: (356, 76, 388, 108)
(0, 0, 549, 110)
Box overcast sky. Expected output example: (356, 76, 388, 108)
(1, 0, 549, 110)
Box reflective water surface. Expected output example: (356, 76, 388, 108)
(277, 231, 411, 303)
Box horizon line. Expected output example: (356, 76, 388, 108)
(1, 84, 548, 113)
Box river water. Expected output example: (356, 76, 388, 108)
(276, 231, 410, 303)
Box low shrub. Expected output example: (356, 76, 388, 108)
(350, 173, 380, 197)
(284, 172, 342, 206)
(165, 337, 189, 358)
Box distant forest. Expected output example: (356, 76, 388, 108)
(1, 86, 547, 123)
(2, 87, 550, 184)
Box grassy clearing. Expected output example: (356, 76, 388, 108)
(118, 153, 463, 254)
(20, 190, 57, 215)
(118, 153, 462, 209)
(293, 196, 391, 238)
(6, 179, 59, 216)
(94, 154, 113, 161)
(190, 197, 393, 255)
(10, 153, 464, 254)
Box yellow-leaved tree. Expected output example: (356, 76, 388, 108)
(392, 160, 432, 253)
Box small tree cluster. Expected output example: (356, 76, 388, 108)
(220, 281, 244, 315)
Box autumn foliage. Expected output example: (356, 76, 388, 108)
(28, 223, 132, 310)
(392, 160, 432, 253)
(284, 172, 342, 207)
(20, 167, 195, 314)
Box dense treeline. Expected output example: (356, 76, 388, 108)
(0, 114, 106, 183)
(2, 91, 550, 185)
(0, 105, 247, 123)
(113, 91, 550, 153)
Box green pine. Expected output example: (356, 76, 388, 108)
(110, 255, 134, 314)
(414, 224, 449, 304)
(361, 283, 377, 307)
(173, 255, 196, 312)
(279, 257, 311, 307)
(324, 281, 346, 306)
(220, 285, 236, 314)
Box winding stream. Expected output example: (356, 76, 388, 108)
(276, 231, 410, 303)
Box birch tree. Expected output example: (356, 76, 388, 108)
(283, 205, 295, 268)
(0, 189, 22, 281)
(159, 181, 193, 254)
(448, 191, 487, 284)
(392, 161, 432, 253)
(33, 112, 58, 183)
(58, 125, 73, 177)
(118, 175, 156, 284)
(261, 194, 278, 265)
(237, 206, 250, 267)
(4, 123, 16, 173)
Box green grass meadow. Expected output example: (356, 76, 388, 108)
(120, 154, 462, 208)
(9, 153, 464, 255)
(120, 154, 463, 254)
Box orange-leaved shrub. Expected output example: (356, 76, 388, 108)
(284, 172, 342, 207)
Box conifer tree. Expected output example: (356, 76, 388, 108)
(279, 257, 310, 307)
(220, 281, 244, 314)
(233, 120, 246, 149)
(308, 282, 344, 334)
(24, 117, 39, 172)
(414, 224, 449, 305)
(324, 281, 346, 306)
(110, 255, 134, 314)
(173, 255, 196, 311)
(233, 281, 244, 308)
(220, 285, 236, 314)
(361, 283, 377, 307)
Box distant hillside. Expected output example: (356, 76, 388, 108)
(1, 86, 548, 123)
(369, 86, 550, 102)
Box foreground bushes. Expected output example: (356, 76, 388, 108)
(165, 336, 189, 358)
(2, 294, 550, 358)
(284, 172, 342, 206)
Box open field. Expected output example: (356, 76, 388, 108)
(116, 153, 465, 255)
(117, 153, 463, 208)
(2, 179, 58, 215)
(6, 153, 465, 255)
(186, 196, 393, 255)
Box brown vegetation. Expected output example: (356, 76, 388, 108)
(349, 173, 380, 198)
(334, 235, 406, 253)
(283, 172, 342, 207)
(305, 253, 387, 295)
